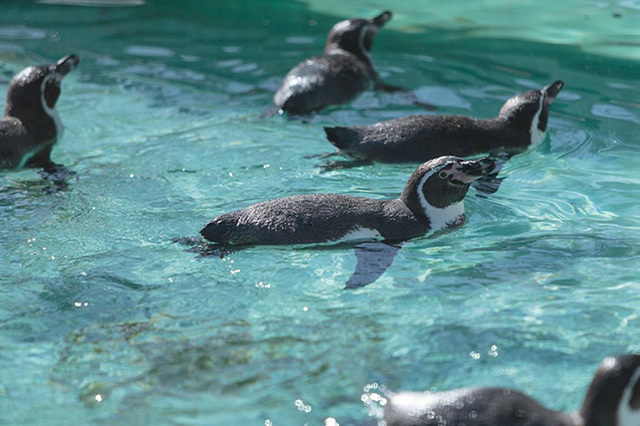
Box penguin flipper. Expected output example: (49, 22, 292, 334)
(302, 151, 342, 160)
(373, 79, 407, 93)
(344, 241, 403, 289)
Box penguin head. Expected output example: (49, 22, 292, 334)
(498, 80, 563, 146)
(5, 54, 79, 119)
(324, 11, 392, 67)
(580, 354, 640, 426)
(400, 156, 496, 228)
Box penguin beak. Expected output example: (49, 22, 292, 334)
(451, 158, 496, 184)
(54, 54, 80, 77)
(371, 11, 392, 28)
(542, 80, 563, 99)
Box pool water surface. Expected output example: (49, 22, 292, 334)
(1, 1, 640, 424)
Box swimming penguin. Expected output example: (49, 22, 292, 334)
(199, 156, 495, 288)
(273, 11, 409, 116)
(382, 353, 640, 426)
(0, 54, 79, 170)
(323, 81, 564, 163)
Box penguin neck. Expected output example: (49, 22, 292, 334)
(528, 95, 547, 147)
(399, 174, 466, 231)
(421, 199, 466, 232)
(5, 90, 61, 145)
(324, 44, 375, 72)
(482, 116, 533, 153)
(579, 363, 640, 426)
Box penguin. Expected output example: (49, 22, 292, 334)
(272, 11, 408, 116)
(323, 81, 564, 163)
(382, 354, 640, 426)
(198, 156, 495, 288)
(0, 54, 79, 170)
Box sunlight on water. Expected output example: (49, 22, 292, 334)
(1, 1, 640, 425)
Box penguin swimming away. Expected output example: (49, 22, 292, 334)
(199, 156, 495, 288)
(272, 11, 418, 116)
(0, 54, 79, 170)
(323, 80, 564, 163)
(382, 354, 640, 426)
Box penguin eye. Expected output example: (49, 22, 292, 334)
(438, 171, 448, 179)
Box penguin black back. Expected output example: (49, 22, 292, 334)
(0, 54, 79, 169)
(272, 11, 392, 115)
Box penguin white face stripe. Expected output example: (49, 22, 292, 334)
(416, 164, 465, 231)
(529, 93, 546, 147)
(40, 74, 63, 139)
(617, 366, 640, 426)
(358, 24, 374, 66)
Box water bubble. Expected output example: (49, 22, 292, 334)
(488, 345, 499, 357)
(294, 399, 312, 412)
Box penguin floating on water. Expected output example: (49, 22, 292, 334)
(323, 80, 564, 163)
(272, 11, 425, 116)
(196, 156, 495, 288)
(0, 54, 79, 171)
(382, 354, 640, 426)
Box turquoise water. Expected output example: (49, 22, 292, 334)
(1, 0, 640, 424)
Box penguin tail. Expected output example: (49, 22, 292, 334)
(323, 126, 357, 150)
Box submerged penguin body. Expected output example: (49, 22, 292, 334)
(273, 11, 392, 115)
(325, 115, 515, 163)
(325, 81, 564, 162)
(201, 194, 427, 246)
(200, 156, 496, 246)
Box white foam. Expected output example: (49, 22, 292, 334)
(617, 365, 640, 426)
(529, 94, 546, 147)
(416, 166, 465, 231)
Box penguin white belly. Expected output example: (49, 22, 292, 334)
(335, 226, 382, 243)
